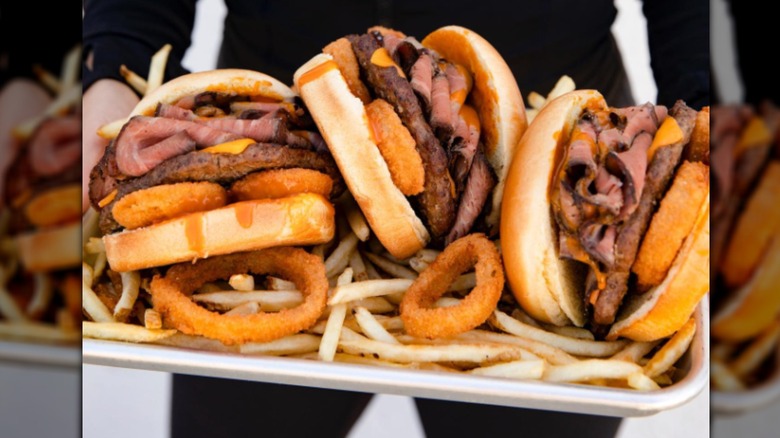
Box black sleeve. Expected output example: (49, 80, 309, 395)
(642, 0, 710, 109)
(728, 1, 779, 105)
(82, 0, 198, 91)
(0, 1, 81, 86)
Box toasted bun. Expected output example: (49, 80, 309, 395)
(422, 26, 527, 231)
(503, 90, 711, 340)
(607, 196, 710, 341)
(16, 222, 81, 272)
(104, 193, 335, 272)
(294, 54, 429, 259)
(294, 26, 525, 256)
(131, 69, 297, 117)
(501, 90, 605, 327)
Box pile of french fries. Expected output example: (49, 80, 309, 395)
(712, 321, 780, 391)
(0, 47, 82, 343)
(83, 197, 697, 390)
(524, 75, 576, 123)
(80, 54, 695, 389)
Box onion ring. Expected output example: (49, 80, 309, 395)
(150, 247, 328, 345)
(112, 182, 227, 229)
(230, 168, 333, 201)
(400, 234, 504, 338)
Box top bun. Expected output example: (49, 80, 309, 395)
(131, 69, 297, 117)
(422, 26, 527, 232)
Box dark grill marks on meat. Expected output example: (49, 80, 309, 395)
(445, 153, 496, 245)
(551, 100, 696, 326)
(593, 101, 697, 325)
(350, 33, 456, 238)
(97, 143, 345, 234)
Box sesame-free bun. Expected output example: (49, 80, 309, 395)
(104, 193, 335, 272)
(16, 222, 81, 272)
(131, 69, 297, 117)
(501, 90, 711, 341)
(294, 26, 526, 257)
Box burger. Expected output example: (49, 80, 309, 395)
(1, 97, 82, 330)
(88, 69, 344, 272)
(501, 90, 710, 341)
(293, 26, 526, 259)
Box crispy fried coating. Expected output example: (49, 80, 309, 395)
(366, 99, 425, 196)
(324, 38, 372, 104)
(684, 107, 710, 163)
(230, 168, 333, 201)
(112, 182, 227, 230)
(632, 161, 710, 289)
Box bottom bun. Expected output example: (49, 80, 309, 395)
(607, 198, 710, 341)
(104, 193, 335, 272)
(16, 222, 81, 272)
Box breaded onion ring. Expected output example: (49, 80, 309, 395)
(151, 247, 328, 345)
(366, 99, 425, 196)
(323, 38, 371, 104)
(113, 182, 227, 229)
(400, 234, 504, 338)
(230, 168, 333, 201)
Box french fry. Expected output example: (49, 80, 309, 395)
(729, 320, 780, 378)
(92, 251, 108, 284)
(155, 333, 239, 353)
(352, 297, 395, 314)
(449, 273, 476, 292)
(0, 322, 79, 342)
(363, 252, 417, 280)
(409, 258, 429, 273)
(653, 374, 673, 386)
(344, 197, 370, 241)
(83, 321, 176, 343)
(525, 109, 539, 124)
(527, 91, 546, 109)
(82, 263, 114, 323)
(353, 306, 400, 344)
(643, 319, 696, 378)
(26, 273, 53, 318)
(510, 308, 542, 328)
(13, 85, 81, 140)
(319, 268, 353, 361)
(144, 309, 163, 330)
(711, 342, 737, 362)
(82, 208, 100, 244)
(192, 290, 303, 312)
(457, 330, 576, 365)
(711, 358, 746, 391)
(611, 341, 660, 363)
(325, 233, 359, 277)
(84, 237, 105, 255)
(120, 64, 148, 95)
(224, 301, 261, 316)
(339, 328, 522, 364)
(627, 372, 661, 391)
(546, 75, 576, 101)
(543, 325, 595, 341)
(363, 256, 382, 280)
(113, 271, 141, 322)
(435, 297, 461, 308)
(492, 311, 627, 357)
(349, 250, 369, 281)
(146, 44, 172, 94)
(229, 274, 255, 291)
(97, 118, 128, 139)
(240, 334, 322, 355)
(328, 279, 413, 305)
(469, 360, 546, 379)
(544, 359, 644, 383)
(266, 276, 296, 291)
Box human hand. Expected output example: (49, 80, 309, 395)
(83, 79, 139, 210)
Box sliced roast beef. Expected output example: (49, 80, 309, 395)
(430, 73, 454, 142)
(409, 53, 433, 110)
(97, 143, 345, 234)
(605, 131, 652, 218)
(350, 33, 456, 238)
(445, 153, 496, 245)
(592, 101, 697, 325)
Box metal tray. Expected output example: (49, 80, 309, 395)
(0, 340, 80, 368)
(83, 299, 708, 417)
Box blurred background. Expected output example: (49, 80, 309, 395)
(82, 1, 708, 437)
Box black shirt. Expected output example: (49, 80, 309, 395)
(83, 0, 709, 109)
